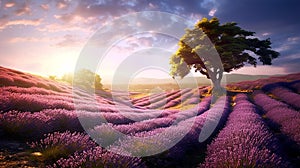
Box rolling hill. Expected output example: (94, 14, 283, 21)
(0, 66, 299, 167)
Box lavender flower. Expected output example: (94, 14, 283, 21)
(201, 94, 289, 167)
(253, 91, 300, 145)
(29, 131, 96, 162)
(51, 146, 146, 168)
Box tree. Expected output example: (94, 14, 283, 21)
(49, 75, 56, 80)
(61, 69, 103, 90)
(170, 17, 279, 93)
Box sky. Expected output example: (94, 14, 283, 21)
(0, 0, 299, 83)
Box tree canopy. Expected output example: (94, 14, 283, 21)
(62, 69, 103, 90)
(170, 17, 279, 88)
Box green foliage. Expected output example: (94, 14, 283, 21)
(61, 69, 103, 90)
(49, 75, 56, 80)
(170, 17, 279, 80)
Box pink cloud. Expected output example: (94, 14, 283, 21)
(7, 34, 85, 48)
(8, 37, 52, 43)
(15, 3, 31, 16)
(0, 19, 42, 30)
(5, 2, 16, 8)
(37, 22, 90, 33)
(40, 4, 49, 11)
(38, 15, 99, 33)
(55, 34, 84, 48)
(56, 1, 67, 9)
(9, 19, 41, 26)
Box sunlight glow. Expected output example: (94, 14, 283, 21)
(47, 50, 79, 78)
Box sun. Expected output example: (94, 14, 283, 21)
(57, 63, 75, 77)
(50, 56, 77, 78)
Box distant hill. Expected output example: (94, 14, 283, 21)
(103, 73, 278, 91)
(224, 74, 272, 83)
(111, 74, 275, 85)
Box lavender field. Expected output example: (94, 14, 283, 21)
(0, 66, 300, 167)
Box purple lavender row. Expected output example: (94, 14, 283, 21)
(144, 91, 182, 109)
(29, 131, 96, 162)
(147, 89, 192, 109)
(133, 88, 195, 109)
(102, 97, 210, 135)
(133, 90, 180, 107)
(88, 97, 212, 147)
(0, 86, 63, 96)
(269, 86, 300, 109)
(290, 81, 300, 93)
(0, 108, 133, 139)
(168, 96, 211, 121)
(131, 91, 171, 104)
(201, 94, 288, 167)
(50, 146, 146, 168)
(28, 131, 145, 167)
(227, 74, 300, 91)
(177, 96, 230, 148)
(184, 96, 200, 104)
(139, 90, 180, 104)
(0, 87, 182, 114)
(106, 97, 228, 159)
(253, 91, 300, 146)
(183, 88, 207, 105)
(0, 91, 75, 112)
(0, 90, 120, 113)
(0, 90, 111, 112)
(0, 109, 83, 139)
(0, 105, 184, 139)
(0, 85, 92, 102)
(163, 88, 194, 108)
(0, 67, 66, 92)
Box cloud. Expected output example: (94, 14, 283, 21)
(262, 32, 271, 36)
(0, 0, 212, 33)
(54, 0, 210, 24)
(276, 54, 300, 62)
(37, 15, 98, 33)
(40, 4, 49, 11)
(14, 2, 31, 16)
(0, 18, 42, 30)
(8, 37, 52, 43)
(274, 36, 300, 55)
(55, 34, 84, 48)
(134, 36, 153, 47)
(0, 0, 299, 76)
(37, 23, 83, 32)
(56, 1, 68, 9)
(5, 2, 15, 8)
(287, 37, 300, 42)
(7, 33, 85, 48)
(208, 8, 217, 16)
(7, 19, 42, 26)
(201, 0, 218, 9)
(148, 3, 157, 9)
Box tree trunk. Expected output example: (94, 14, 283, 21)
(210, 68, 226, 103)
